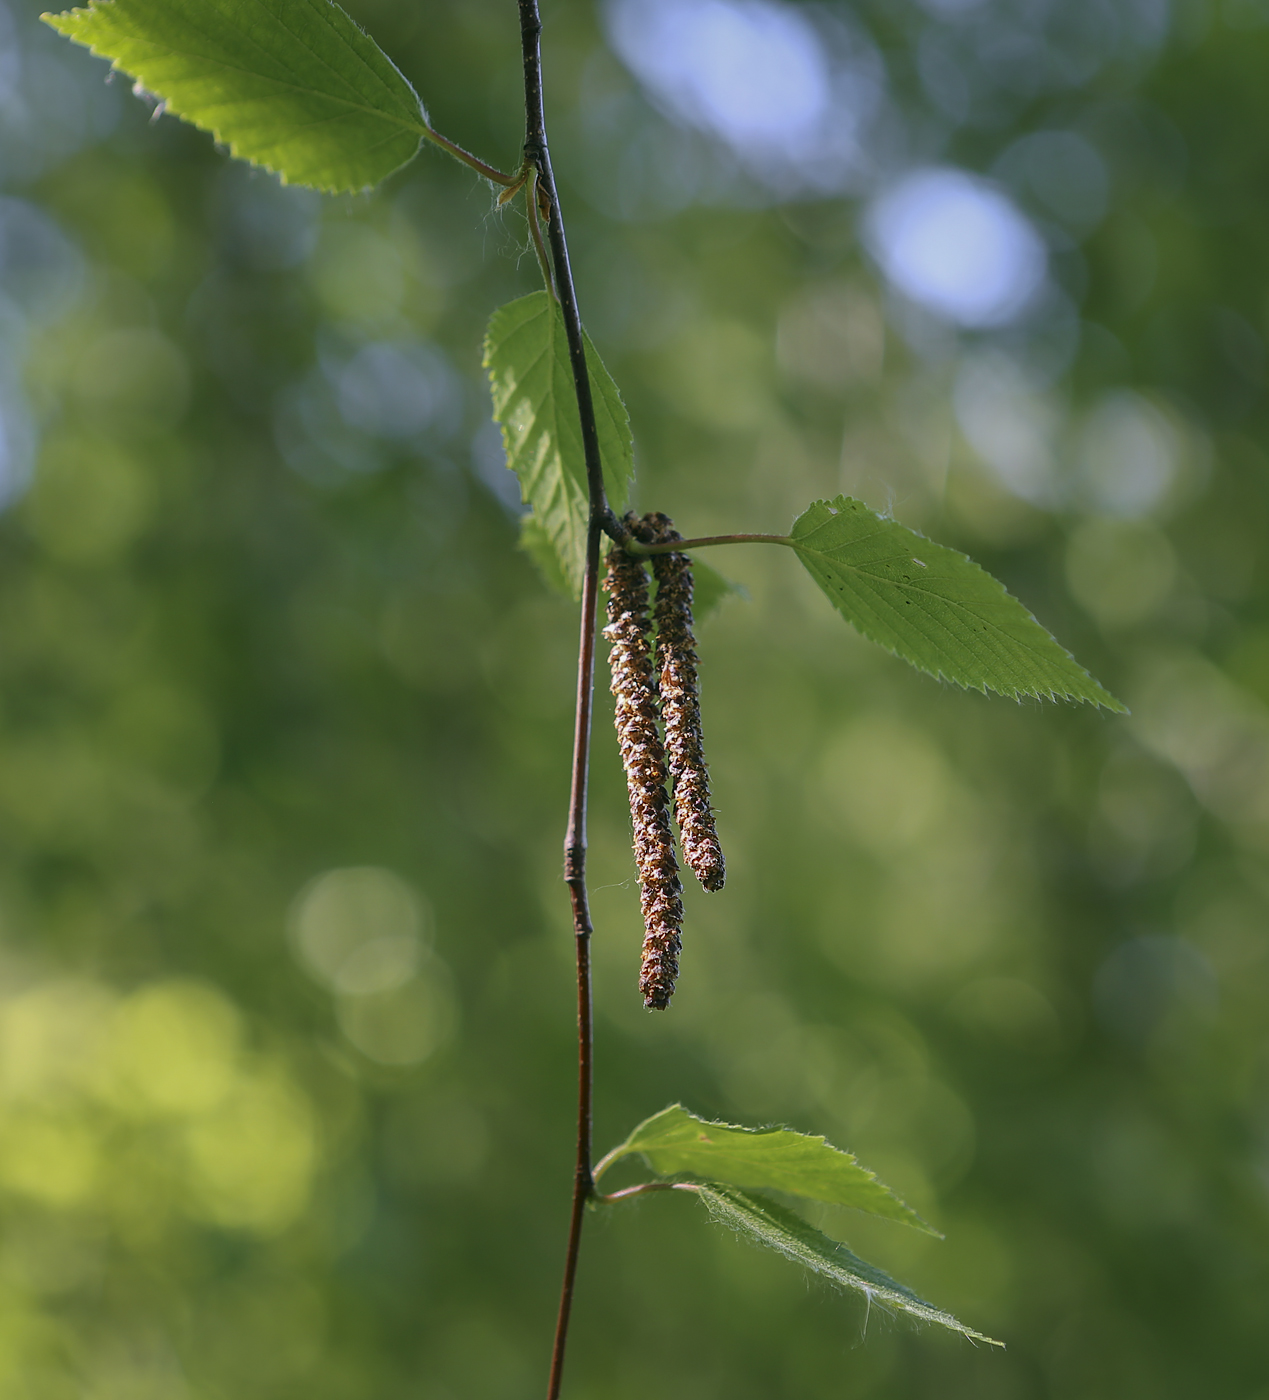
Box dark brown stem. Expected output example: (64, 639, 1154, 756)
(519, 1, 607, 518)
(518, 1, 610, 1396)
(550, 543, 598, 1400)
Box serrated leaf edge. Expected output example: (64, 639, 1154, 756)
(791, 496, 1127, 711)
(689, 1183, 1002, 1346)
(42, 0, 427, 193)
(599, 1102, 936, 1235)
(482, 292, 634, 596)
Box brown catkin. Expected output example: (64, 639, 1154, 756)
(603, 522, 683, 1010)
(637, 512, 726, 893)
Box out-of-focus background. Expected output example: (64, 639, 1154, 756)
(0, 0, 1266, 1394)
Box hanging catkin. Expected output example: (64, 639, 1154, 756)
(603, 524, 683, 1010)
(636, 512, 726, 893)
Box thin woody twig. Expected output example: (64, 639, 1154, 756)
(516, 2, 610, 1396)
(519, 5, 606, 518)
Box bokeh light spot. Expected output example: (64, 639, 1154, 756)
(182, 1076, 316, 1231)
(26, 434, 152, 563)
(107, 981, 242, 1118)
(310, 223, 404, 325)
(1094, 936, 1217, 1044)
(996, 130, 1110, 231)
(289, 866, 428, 995)
(1065, 518, 1177, 628)
(336, 975, 457, 1068)
(1074, 391, 1179, 517)
(606, 0, 883, 194)
(612, 0, 829, 150)
(953, 353, 1058, 505)
(865, 168, 1048, 327)
(71, 328, 190, 435)
(0, 1114, 100, 1206)
(820, 716, 952, 853)
(333, 340, 457, 440)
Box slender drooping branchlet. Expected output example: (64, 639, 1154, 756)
(635, 513, 726, 893)
(603, 524, 683, 1010)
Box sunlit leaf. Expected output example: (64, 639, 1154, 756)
(600, 1103, 932, 1232)
(790, 496, 1125, 708)
(691, 1184, 1002, 1345)
(43, 0, 427, 192)
(518, 513, 572, 598)
(484, 292, 634, 597)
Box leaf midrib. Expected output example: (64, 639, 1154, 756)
(793, 530, 1073, 678)
(500, 314, 585, 568)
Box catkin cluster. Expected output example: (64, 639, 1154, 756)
(603, 526, 683, 1010)
(604, 511, 725, 1010)
(638, 512, 726, 893)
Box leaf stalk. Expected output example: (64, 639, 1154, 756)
(623, 532, 795, 555)
(526, 166, 557, 299)
(594, 1181, 697, 1205)
(421, 124, 519, 185)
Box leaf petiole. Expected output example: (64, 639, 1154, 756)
(421, 125, 519, 185)
(593, 1181, 696, 1205)
(525, 166, 557, 299)
(622, 532, 794, 555)
(590, 1143, 626, 1183)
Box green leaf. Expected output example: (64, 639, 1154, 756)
(518, 513, 572, 598)
(789, 496, 1125, 709)
(691, 1184, 1002, 1346)
(43, 0, 426, 193)
(484, 292, 634, 598)
(600, 1104, 932, 1232)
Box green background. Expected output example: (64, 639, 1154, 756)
(1, 0, 1267, 1395)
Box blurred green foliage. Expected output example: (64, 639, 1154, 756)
(1, 0, 1269, 1396)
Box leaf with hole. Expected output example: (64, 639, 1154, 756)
(484, 291, 633, 597)
(599, 1103, 931, 1231)
(790, 496, 1125, 708)
(43, 0, 427, 192)
(690, 1184, 1001, 1345)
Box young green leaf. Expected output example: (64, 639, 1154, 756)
(690, 1184, 1001, 1346)
(484, 292, 634, 597)
(790, 496, 1125, 709)
(43, 0, 427, 193)
(599, 1103, 932, 1232)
